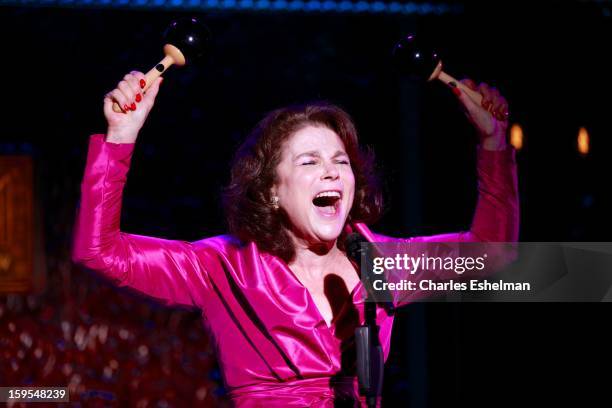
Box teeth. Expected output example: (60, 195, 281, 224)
(315, 191, 341, 199)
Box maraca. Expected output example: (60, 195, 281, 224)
(392, 34, 483, 106)
(112, 17, 211, 113)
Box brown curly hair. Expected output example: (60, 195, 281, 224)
(223, 102, 383, 262)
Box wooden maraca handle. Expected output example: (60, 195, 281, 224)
(437, 71, 483, 106)
(112, 44, 186, 113)
(427, 61, 484, 105)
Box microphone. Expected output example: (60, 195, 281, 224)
(345, 233, 395, 314)
(345, 232, 366, 263)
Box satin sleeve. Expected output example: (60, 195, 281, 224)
(406, 145, 519, 243)
(369, 145, 520, 308)
(71, 134, 209, 308)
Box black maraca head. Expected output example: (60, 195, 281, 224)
(163, 17, 211, 63)
(392, 34, 441, 80)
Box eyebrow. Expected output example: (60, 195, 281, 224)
(293, 150, 349, 160)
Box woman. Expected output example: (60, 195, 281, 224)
(72, 71, 518, 406)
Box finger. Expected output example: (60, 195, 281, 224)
(493, 96, 508, 117)
(488, 87, 504, 112)
(130, 71, 148, 105)
(104, 91, 126, 116)
(494, 112, 507, 122)
(103, 93, 115, 117)
(118, 80, 136, 108)
(478, 82, 493, 110)
(129, 70, 147, 89)
(460, 78, 478, 92)
(123, 73, 142, 103)
(141, 76, 163, 109)
(107, 89, 130, 113)
(495, 103, 509, 121)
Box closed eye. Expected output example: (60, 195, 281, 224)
(301, 161, 316, 165)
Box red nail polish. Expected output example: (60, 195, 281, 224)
(135, 93, 142, 103)
(452, 87, 461, 97)
(130, 102, 137, 111)
(123, 104, 129, 112)
(140, 79, 146, 89)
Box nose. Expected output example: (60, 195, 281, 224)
(321, 160, 339, 180)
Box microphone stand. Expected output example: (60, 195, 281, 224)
(355, 298, 385, 408)
(346, 234, 395, 408)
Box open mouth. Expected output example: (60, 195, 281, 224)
(312, 190, 342, 216)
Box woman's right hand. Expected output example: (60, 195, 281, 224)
(103, 71, 163, 143)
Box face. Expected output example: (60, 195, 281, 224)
(273, 125, 356, 246)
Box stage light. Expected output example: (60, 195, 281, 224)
(1, 0, 464, 15)
(577, 126, 589, 156)
(510, 123, 523, 151)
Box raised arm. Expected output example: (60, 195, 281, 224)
(376, 80, 519, 307)
(411, 79, 518, 243)
(409, 144, 518, 243)
(71, 72, 209, 308)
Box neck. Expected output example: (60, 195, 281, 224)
(288, 234, 344, 277)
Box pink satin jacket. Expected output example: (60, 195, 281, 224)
(72, 134, 518, 406)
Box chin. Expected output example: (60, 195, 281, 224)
(314, 231, 342, 243)
(311, 220, 347, 243)
(291, 205, 351, 245)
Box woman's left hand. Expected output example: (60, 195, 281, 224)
(454, 79, 509, 151)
